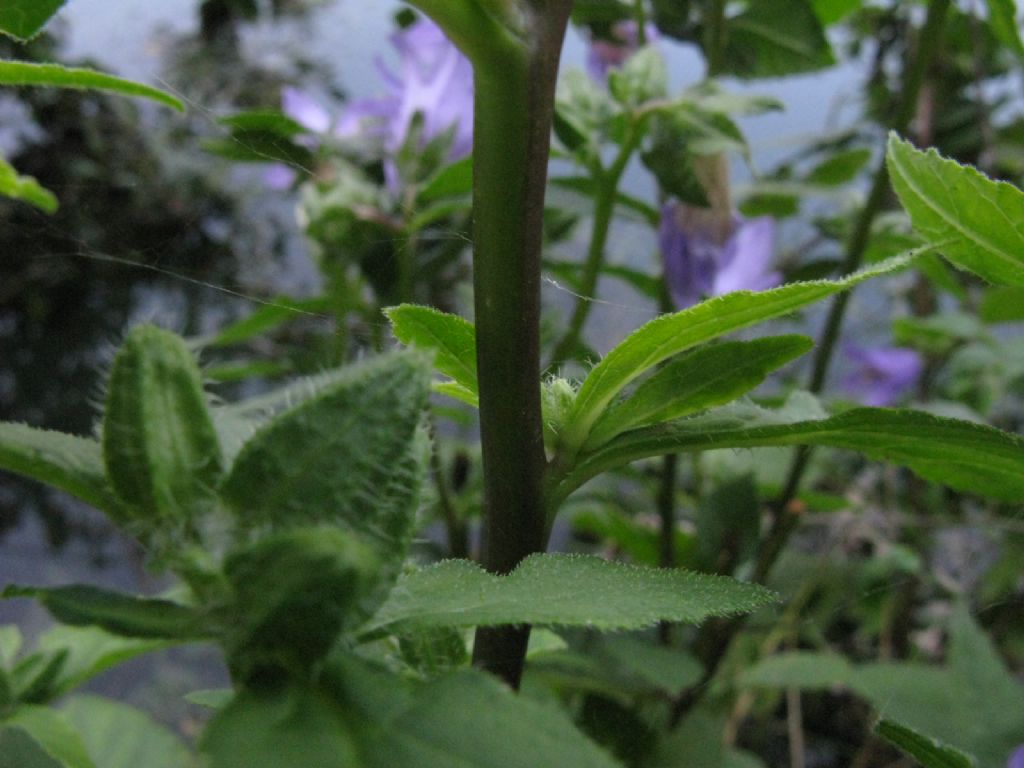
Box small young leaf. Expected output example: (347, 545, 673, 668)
(362, 554, 777, 635)
(102, 325, 223, 527)
(0, 156, 58, 213)
(557, 398, 1024, 506)
(887, 132, 1024, 287)
(0, 423, 122, 518)
(2, 585, 207, 641)
(0, 0, 66, 41)
(0, 62, 184, 111)
(564, 251, 917, 453)
(385, 305, 478, 396)
(609, 47, 667, 107)
(875, 719, 977, 768)
(719, 0, 835, 79)
(584, 335, 813, 450)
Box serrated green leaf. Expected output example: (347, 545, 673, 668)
(875, 719, 977, 768)
(385, 305, 478, 395)
(0, 62, 183, 111)
(609, 46, 667, 107)
(720, 0, 835, 79)
(0, 156, 57, 212)
(563, 252, 917, 453)
(584, 335, 813, 451)
(219, 352, 430, 558)
(887, 132, 1024, 287)
(102, 325, 223, 527)
(557, 397, 1024, 506)
(2, 585, 207, 641)
(362, 554, 777, 635)
(60, 695, 192, 768)
(3, 706, 96, 768)
(0, 423, 123, 517)
(0, 0, 66, 41)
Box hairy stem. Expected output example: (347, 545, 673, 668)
(454, 1, 573, 688)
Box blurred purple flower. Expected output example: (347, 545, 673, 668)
(660, 200, 781, 308)
(379, 19, 474, 158)
(587, 20, 659, 80)
(842, 344, 924, 406)
(282, 86, 332, 135)
(1007, 744, 1024, 768)
(263, 163, 298, 191)
(277, 19, 473, 192)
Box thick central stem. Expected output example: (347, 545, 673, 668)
(469, 1, 573, 688)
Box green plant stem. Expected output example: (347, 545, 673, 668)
(633, 0, 648, 44)
(431, 0, 572, 689)
(703, 0, 728, 77)
(428, 419, 468, 559)
(547, 127, 640, 371)
(670, 0, 951, 726)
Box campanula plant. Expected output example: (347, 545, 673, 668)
(1, 1, 1024, 767)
